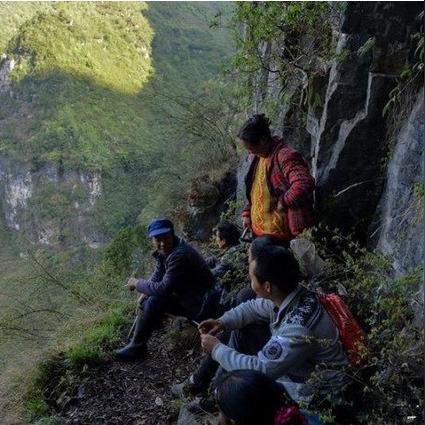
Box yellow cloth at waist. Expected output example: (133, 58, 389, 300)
(250, 158, 289, 240)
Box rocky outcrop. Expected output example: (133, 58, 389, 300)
(249, 39, 312, 160)
(373, 89, 424, 275)
(372, 89, 424, 325)
(0, 155, 103, 246)
(0, 55, 15, 94)
(307, 2, 421, 239)
(183, 171, 237, 240)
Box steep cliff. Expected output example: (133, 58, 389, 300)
(308, 3, 422, 244)
(374, 89, 424, 275)
(0, 155, 102, 245)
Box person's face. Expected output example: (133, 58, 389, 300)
(240, 137, 271, 158)
(249, 259, 271, 299)
(152, 232, 174, 256)
(216, 232, 228, 249)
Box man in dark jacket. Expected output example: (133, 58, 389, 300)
(115, 218, 215, 361)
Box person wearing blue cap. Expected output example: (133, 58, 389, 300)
(114, 218, 217, 361)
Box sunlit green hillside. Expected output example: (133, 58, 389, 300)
(0, 2, 232, 170)
(0, 2, 233, 236)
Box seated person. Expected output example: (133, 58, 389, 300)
(199, 238, 348, 404)
(171, 236, 278, 399)
(115, 218, 215, 361)
(207, 220, 241, 278)
(207, 221, 250, 312)
(216, 370, 322, 425)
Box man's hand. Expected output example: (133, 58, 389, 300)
(242, 216, 252, 229)
(200, 333, 220, 354)
(198, 319, 223, 335)
(126, 277, 138, 291)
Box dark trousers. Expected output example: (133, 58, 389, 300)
(141, 294, 187, 317)
(131, 295, 188, 346)
(192, 323, 270, 391)
(192, 288, 271, 391)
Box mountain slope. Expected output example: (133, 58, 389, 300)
(0, 2, 234, 241)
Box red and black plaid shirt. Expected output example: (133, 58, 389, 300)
(242, 137, 315, 239)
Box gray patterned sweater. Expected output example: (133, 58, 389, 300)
(211, 286, 348, 403)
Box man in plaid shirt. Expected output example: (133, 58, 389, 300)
(239, 114, 315, 243)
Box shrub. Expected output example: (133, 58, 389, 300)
(303, 227, 423, 424)
(103, 224, 149, 277)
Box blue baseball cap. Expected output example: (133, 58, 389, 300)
(147, 218, 174, 238)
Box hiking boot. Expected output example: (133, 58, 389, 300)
(171, 376, 204, 397)
(186, 395, 218, 415)
(114, 342, 147, 361)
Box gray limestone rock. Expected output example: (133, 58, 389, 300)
(0, 155, 103, 246)
(374, 89, 424, 275)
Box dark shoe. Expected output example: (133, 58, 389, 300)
(114, 343, 147, 361)
(171, 376, 204, 398)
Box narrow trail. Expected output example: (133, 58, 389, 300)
(57, 321, 202, 425)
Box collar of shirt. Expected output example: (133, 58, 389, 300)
(271, 286, 303, 326)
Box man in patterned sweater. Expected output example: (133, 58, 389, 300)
(239, 114, 315, 243)
(199, 238, 347, 404)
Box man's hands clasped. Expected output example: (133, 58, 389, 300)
(198, 319, 223, 354)
(126, 277, 138, 291)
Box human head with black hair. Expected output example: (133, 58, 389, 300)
(249, 239, 301, 300)
(238, 114, 273, 158)
(215, 221, 240, 249)
(215, 370, 307, 425)
(248, 234, 286, 263)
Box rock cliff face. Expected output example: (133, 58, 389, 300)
(308, 2, 421, 241)
(0, 155, 102, 246)
(241, 1, 423, 275)
(374, 89, 424, 275)
(183, 171, 237, 240)
(0, 56, 15, 93)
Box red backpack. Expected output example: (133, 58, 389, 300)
(319, 293, 367, 365)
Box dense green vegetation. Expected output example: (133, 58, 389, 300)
(0, 2, 234, 168)
(229, 2, 338, 118)
(0, 2, 236, 239)
(0, 3, 237, 422)
(1, 3, 153, 169)
(0, 2, 52, 54)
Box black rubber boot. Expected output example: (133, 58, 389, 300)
(114, 311, 155, 361)
(114, 342, 146, 361)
